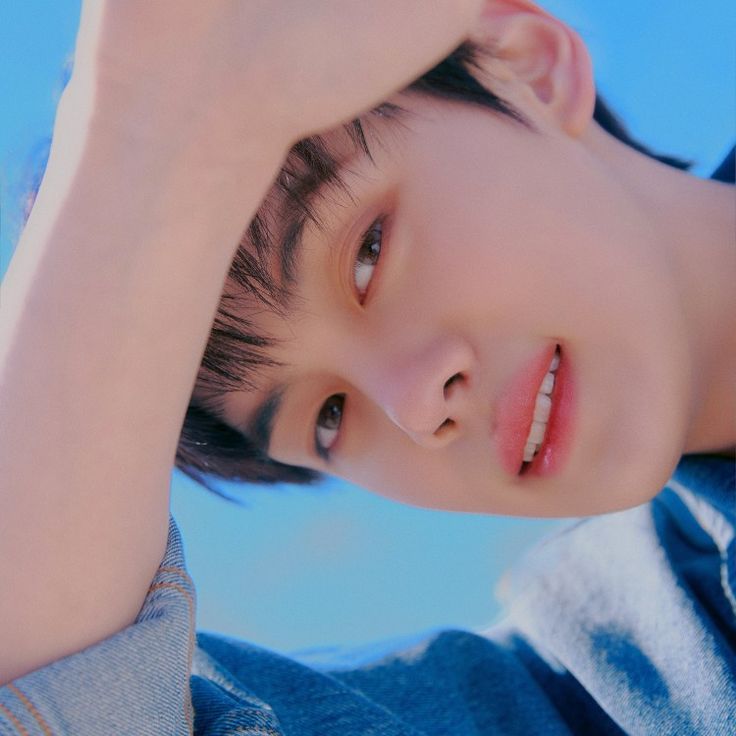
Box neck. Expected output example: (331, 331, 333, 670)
(588, 127, 736, 455)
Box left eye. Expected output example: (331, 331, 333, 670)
(353, 217, 383, 302)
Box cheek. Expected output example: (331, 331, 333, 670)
(382, 128, 691, 512)
(342, 444, 483, 511)
(401, 122, 684, 356)
(332, 400, 488, 510)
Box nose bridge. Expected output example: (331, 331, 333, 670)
(353, 331, 474, 441)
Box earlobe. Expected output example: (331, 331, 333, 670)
(470, 0, 595, 137)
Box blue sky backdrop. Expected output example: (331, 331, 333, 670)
(1, 1, 734, 654)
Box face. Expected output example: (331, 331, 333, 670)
(218, 89, 692, 517)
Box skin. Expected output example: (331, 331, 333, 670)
(218, 4, 736, 518)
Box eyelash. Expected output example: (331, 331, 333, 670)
(314, 216, 385, 460)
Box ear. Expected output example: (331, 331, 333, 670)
(470, 0, 595, 137)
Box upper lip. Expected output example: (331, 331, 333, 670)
(491, 342, 559, 477)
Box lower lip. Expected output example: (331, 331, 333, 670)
(522, 346, 576, 477)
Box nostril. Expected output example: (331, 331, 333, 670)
(444, 372, 463, 396)
(435, 418, 455, 436)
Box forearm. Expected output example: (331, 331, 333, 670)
(0, 81, 282, 684)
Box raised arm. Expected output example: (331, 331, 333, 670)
(0, 0, 483, 685)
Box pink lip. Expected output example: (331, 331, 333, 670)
(492, 342, 561, 478)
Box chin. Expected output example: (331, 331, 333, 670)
(596, 429, 687, 515)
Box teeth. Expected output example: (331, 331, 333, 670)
(521, 348, 561, 465)
(527, 420, 547, 445)
(533, 393, 552, 423)
(539, 372, 555, 395)
(523, 440, 538, 462)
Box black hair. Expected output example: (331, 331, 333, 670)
(18, 42, 690, 502)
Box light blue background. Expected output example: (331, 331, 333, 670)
(1, 1, 733, 654)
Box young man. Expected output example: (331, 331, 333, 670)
(176, 11, 734, 521)
(0, 1, 733, 733)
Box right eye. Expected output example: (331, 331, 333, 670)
(315, 394, 345, 460)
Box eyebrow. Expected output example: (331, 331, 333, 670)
(245, 387, 285, 455)
(279, 208, 316, 290)
(270, 107, 408, 295)
(276, 155, 362, 291)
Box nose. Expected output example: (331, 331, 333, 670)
(361, 335, 475, 447)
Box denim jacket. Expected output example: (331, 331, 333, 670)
(1, 453, 733, 735)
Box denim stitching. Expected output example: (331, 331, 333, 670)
(147, 582, 195, 734)
(0, 702, 28, 736)
(157, 566, 193, 582)
(148, 581, 194, 605)
(5, 686, 51, 736)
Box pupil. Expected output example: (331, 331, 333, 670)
(358, 222, 381, 264)
(320, 395, 344, 428)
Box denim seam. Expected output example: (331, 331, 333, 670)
(0, 701, 27, 736)
(148, 581, 194, 603)
(149, 524, 197, 734)
(5, 685, 51, 736)
(157, 566, 193, 581)
(146, 582, 196, 734)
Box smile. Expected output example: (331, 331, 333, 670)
(492, 341, 575, 480)
(521, 347, 560, 465)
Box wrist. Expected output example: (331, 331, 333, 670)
(58, 74, 288, 187)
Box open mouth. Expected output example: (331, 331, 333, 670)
(492, 340, 574, 480)
(519, 345, 561, 475)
